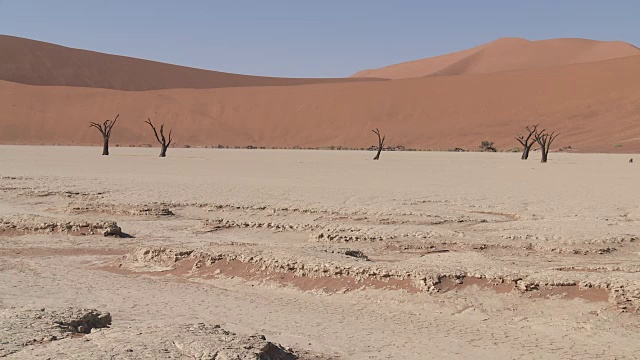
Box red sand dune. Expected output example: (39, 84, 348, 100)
(352, 37, 640, 79)
(2, 53, 640, 153)
(1, 35, 640, 153)
(0, 35, 380, 91)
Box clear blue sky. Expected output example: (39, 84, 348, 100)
(1, 0, 638, 77)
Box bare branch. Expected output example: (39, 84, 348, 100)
(166, 129, 173, 147)
(534, 129, 548, 146)
(145, 118, 162, 144)
(524, 124, 537, 142)
(372, 129, 381, 137)
(89, 122, 105, 136)
(548, 132, 559, 148)
(106, 114, 119, 137)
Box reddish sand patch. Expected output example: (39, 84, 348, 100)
(106, 258, 422, 294)
(435, 276, 609, 303)
(195, 259, 421, 294)
(103, 257, 616, 305)
(0, 228, 26, 237)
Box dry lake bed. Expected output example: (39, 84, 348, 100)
(1, 146, 639, 359)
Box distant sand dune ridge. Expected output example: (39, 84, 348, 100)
(352, 37, 640, 79)
(1, 35, 640, 152)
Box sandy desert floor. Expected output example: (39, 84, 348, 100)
(1, 146, 639, 359)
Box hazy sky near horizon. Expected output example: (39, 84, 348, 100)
(1, 0, 638, 77)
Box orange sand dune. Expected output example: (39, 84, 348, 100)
(353, 37, 640, 79)
(0, 35, 381, 91)
(2, 54, 640, 153)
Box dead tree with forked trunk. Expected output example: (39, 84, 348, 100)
(372, 128, 385, 160)
(89, 114, 119, 156)
(515, 124, 538, 160)
(534, 129, 559, 163)
(144, 118, 173, 157)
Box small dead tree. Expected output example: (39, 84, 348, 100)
(144, 118, 173, 157)
(515, 124, 538, 160)
(372, 128, 385, 160)
(534, 129, 559, 163)
(89, 114, 119, 156)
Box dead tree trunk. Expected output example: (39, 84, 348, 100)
(515, 124, 538, 160)
(372, 128, 385, 160)
(89, 114, 119, 156)
(144, 118, 173, 157)
(534, 129, 559, 163)
(103, 138, 109, 155)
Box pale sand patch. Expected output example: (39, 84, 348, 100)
(1, 146, 640, 359)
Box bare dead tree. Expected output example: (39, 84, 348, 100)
(372, 128, 385, 160)
(144, 118, 173, 157)
(89, 114, 119, 156)
(515, 124, 538, 160)
(534, 129, 559, 163)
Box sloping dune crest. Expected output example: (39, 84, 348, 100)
(0, 35, 381, 91)
(352, 37, 640, 79)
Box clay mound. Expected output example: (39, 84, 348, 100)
(0, 216, 124, 237)
(1, 308, 298, 359)
(353, 37, 640, 79)
(0, 35, 382, 91)
(0, 308, 111, 357)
